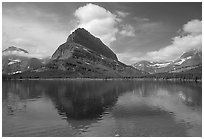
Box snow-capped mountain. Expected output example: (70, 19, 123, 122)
(132, 61, 171, 74)
(2, 46, 44, 74)
(132, 49, 202, 74)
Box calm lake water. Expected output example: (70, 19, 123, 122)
(2, 80, 202, 137)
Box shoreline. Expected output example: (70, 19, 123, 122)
(4, 77, 201, 83)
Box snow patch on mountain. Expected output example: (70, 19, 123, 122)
(174, 59, 185, 65)
(85, 61, 90, 65)
(174, 56, 192, 65)
(150, 62, 171, 68)
(8, 70, 22, 75)
(8, 59, 21, 65)
(100, 55, 106, 60)
(83, 48, 88, 51)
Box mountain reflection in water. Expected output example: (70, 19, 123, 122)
(2, 80, 201, 137)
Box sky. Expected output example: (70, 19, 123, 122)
(2, 2, 202, 64)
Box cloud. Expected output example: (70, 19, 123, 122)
(112, 21, 167, 54)
(183, 19, 202, 35)
(2, 3, 82, 59)
(2, 50, 44, 59)
(3, 50, 29, 56)
(116, 11, 129, 18)
(2, 10, 68, 58)
(74, 3, 119, 46)
(130, 19, 202, 62)
(117, 51, 143, 65)
(119, 24, 135, 37)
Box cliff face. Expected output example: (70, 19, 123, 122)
(52, 28, 118, 61)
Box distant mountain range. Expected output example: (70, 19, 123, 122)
(2, 28, 202, 80)
(2, 46, 46, 75)
(3, 46, 29, 54)
(132, 49, 201, 74)
(3, 28, 143, 79)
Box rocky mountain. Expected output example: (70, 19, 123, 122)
(132, 49, 202, 74)
(2, 46, 44, 74)
(7, 28, 143, 79)
(52, 28, 117, 61)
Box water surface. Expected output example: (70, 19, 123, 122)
(2, 80, 202, 137)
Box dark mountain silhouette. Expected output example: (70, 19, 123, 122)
(55, 28, 117, 61)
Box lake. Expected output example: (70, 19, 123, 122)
(2, 80, 202, 137)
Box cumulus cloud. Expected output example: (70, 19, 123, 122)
(119, 24, 135, 37)
(116, 10, 129, 18)
(183, 19, 202, 35)
(74, 3, 119, 46)
(131, 19, 202, 62)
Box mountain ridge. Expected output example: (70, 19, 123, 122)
(3, 46, 29, 54)
(132, 49, 202, 74)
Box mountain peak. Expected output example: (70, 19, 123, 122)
(3, 46, 29, 54)
(65, 28, 118, 60)
(75, 27, 89, 33)
(67, 28, 100, 43)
